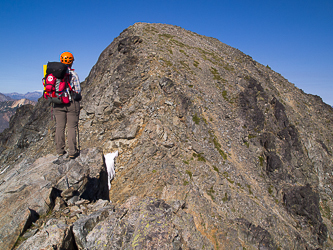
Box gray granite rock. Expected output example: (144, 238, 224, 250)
(17, 222, 75, 250)
(0, 148, 108, 249)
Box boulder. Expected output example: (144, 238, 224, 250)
(0, 147, 108, 250)
(17, 221, 75, 250)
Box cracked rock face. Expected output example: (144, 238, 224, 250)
(71, 196, 213, 250)
(1, 23, 333, 249)
(0, 148, 108, 250)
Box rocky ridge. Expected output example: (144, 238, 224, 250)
(0, 93, 13, 102)
(0, 98, 36, 133)
(0, 23, 333, 249)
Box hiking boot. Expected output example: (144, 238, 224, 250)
(69, 152, 80, 159)
(58, 151, 66, 157)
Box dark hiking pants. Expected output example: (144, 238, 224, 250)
(54, 101, 80, 156)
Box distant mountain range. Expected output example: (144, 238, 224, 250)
(0, 92, 37, 132)
(3, 91, 43, 102)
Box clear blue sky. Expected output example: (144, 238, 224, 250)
(0, 0, 332, 105)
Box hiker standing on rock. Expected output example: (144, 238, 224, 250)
(54, 52, 81, 159)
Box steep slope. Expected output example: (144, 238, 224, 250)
(1, 23, 333, 249)
(0, 93, 13, 102)
(0, 99, 36, 133)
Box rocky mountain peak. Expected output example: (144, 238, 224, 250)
(0, 23, 332, 249)
(0, 93, 13, 102)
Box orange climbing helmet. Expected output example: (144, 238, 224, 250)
(60, 52, 74, 65)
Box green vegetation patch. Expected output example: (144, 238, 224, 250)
(222, 192, 228, 202)
(158, 33, 175, 39)
(223, 63, 234, 71)
(193, 60, 199, 67)
(248, 134, 257, 139)
(193, 113, 200, 125)
(197, 48, 210, 61)
(221, 89, 235, 104)
(210, 67, 222, 81)
(145, 26, 160, 34)
(209, 130, 227, 160)
(213, 165, 219, 173)
(247, 184, 253, 195)
(179, 61, 192, 72)
(186, 170, 193, 179)
(179, 49, 189, 57)
(222, 90, 228, 101)
(207, 186, 215, 201)
(210, 67, 227, 83)
(170, 38, 190, 49)
(160, 58, 173, 67)
(222, 171, 235, 184)
(258, 156, 264, 166)
(193, 152, 206, 162)
(196, 48, 223, 66)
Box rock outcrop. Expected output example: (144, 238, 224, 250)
(0, 98, 36, 132)
(1, 23, 333, 249)
(0, 147, 108, 249)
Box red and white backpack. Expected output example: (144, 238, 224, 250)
(43, 62, 73, 104)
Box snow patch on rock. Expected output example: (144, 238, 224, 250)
(104, 151, 118, 190)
